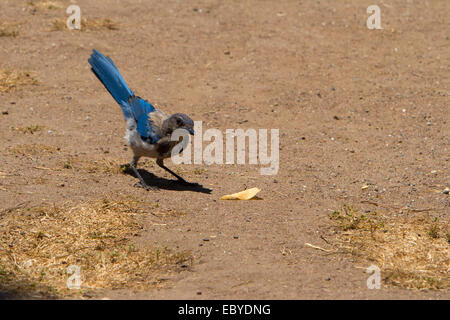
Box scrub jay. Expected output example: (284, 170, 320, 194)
(88, 50, 195, 190)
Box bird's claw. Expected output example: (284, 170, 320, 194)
(134, 182, 159, 191)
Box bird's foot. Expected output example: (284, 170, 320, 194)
(134, 182, 159, 191)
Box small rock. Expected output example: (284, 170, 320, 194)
(2, 111, 8, 115)
(233, 236, 239, 239)
(197, 291, 202, 295)
(202, 238, 209, 241)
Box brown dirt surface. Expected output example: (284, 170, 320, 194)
(0, 0, 448, 299)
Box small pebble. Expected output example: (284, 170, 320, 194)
(2, 111, 8, 115)
(233, 236, 239, 239)
(202, 238, 209, 241)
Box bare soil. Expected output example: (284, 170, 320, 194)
(0, 0, 448, 299)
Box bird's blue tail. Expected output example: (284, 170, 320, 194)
(88, 50, 134, 119)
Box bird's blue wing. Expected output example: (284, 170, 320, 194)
(129, 96, 161, 144)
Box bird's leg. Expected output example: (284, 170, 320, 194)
(156, 158, 197, 186)
(131, 156, 158, 190)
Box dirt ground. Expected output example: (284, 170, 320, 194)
(0, 0, 449, 299)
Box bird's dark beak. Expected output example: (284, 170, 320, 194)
(187, 127, 195, 135)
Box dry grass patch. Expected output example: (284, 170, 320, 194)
(0, 69, 38, 93)
(193, 168, 207, 175)
(11, 125, 44, 134)
(0, 198, 191, 298)
(6, 144, 59, 157)
(0, 22, 19, 37)
(61, 156, 129, 174)
(61, 157, 160, 175)
(51, 18, 119, 31)
(28, 0, 63, 10)
(329, 205, 449, 290)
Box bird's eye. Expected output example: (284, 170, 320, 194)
(176, 118, 183, 126)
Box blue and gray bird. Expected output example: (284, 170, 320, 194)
(88, 50, 195, 190)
